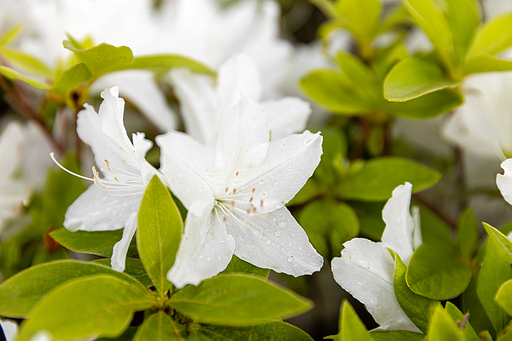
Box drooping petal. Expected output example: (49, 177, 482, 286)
(261, 97, 311, 140)
(497, 159, 512, 206)
(224, 207, 322, 276)
(111, 212, 138, 272)
(157, 131, 215, 216)
(331, 238, 420, 332)
(381, 182, 416, 263)
(132, 132, 161, 186)
(230, 131, 322, 213)
(216, 53, 261, 109)
(64, 185, 141, 232)
(167, 212, 236, 289)
(169, 68, 217, 146)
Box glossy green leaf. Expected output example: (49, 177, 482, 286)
(200, 322, 314, 341)
(299, 199, 359, 259)
(339, 300, 374, 341)
(18, 275, 154, 340)
(464, 54, 512, 75)
(337, 0, 381, 43)
(128, 55, 214, 75)
(386, 88, 463, 119)
(92, 258, 153, 288)
(424, 305, 465, 341)
(287, 178, 320, 206)
(462, 275, 494, 336)
(336, 157, 441, 201)
(169, 274, 312, 326)
(477, 241, 512, 335)
(417, 205, 454, 250)
(0, 65, 51, 90)
(132, 312, 185, 341)
(221, 255, 269, 279)
(0, 24, 22, 46)
(443, 0, 480, 65)
(391, 250, 438, 333)
(63, 40, 133, 78)
(370, 330, 424, 341)
(483, 222, 512, 264)
(137, 176, 182, 295)
(469, 12, 512, 57)
(445, 302, 479, 341)
(50, 228, 137, 258)
(401, 0, 453, 68)
(406, 244, 471, 300)
(314, 128, 346, 187)
(0, 259, 146, 318)
(299, 69, 372, 114)
(457, 208, 479, 259)
(0, 46, 52, 78)
(52, 63, 92, 96)
(384, 58, 458, 101)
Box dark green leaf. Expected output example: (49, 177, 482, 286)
(18, 275, 154, 340)
(370, 330, 424, 341)
(336, 157, 441, 201)
(200, 322, 314, 341)
(52, 63, 92, 96)
(169, 274, 312, 326)
(417, 205, 454, 250)
(137, 176, 182, 295)
(221, 255, 269, 279)
(132, 311, 185, 340)
(483, 222, 512, 264)
(457, 208, 479, 259)
(445, 301, 479, 341)
(92, 258, 153, 288)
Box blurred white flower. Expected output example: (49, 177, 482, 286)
(170, 53, 311, 147)
(57, 87, 161, 272)
(157, 96, 323, 288)
(331, 182, 422, 332)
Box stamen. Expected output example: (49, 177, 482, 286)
(252, 188, 255, 193)
(114, 177, 119, 181)
(260, 200, 264, 207)
(225, 187, 229, 192)
(246, 208, 251, 214)
(123, 160, 127, 164)
(233, 188, 236, 194)
(223, 216, 226, 222)
(104, 159, 112, 171)
(249, 197, 253, 202)
(236, 171, 239, 176)
(50, 153, 94, 182)
(253, 207, 257, 213)
(231, 201, 235, 207)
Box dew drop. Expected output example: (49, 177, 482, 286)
(266, 240, 272, 245)
(287, 167, 292, 172)
(199, 255, 204, 259)
(293, 263, 298, 267)
(274, 204, 281, 209)
(298, 246, 303, 250)
(288, 242, 292, 246)
(273, 182, 278, 187)
(261, 192, 267, 198)
(287, 256, 294, 262)
(272, 218, 277, 222)
(281, 143, 287, 148)
(259, 179, 264, 184)
(207, 257, 211, 261)
(275, 231, 281, 237)
(278, 222, 287, 228)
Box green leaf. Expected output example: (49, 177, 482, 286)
(445, 302, 479, 341)
(169, 274, 312, 326)
(0, 65, 51, 90)
(0, 24, 22, 46)
(52, 63, 92, 96)
(339, 300, 374, 341)
(424, 305, 465, 341)
(0, 46, 52, 78)
(92, 258, 153, 288)
(0, 259, 147, 318)
(384, 58, 459, 101)
(200, 322, 314, 341)
(477, 240, 512, 335)
(469, 12, 512, 57)
(462, 275, 494, 336)
(417, 205, 454, 250)
(391, 250, 438, 333)
(63, 40, 133, 78)
(132, 312, 185, 341)
(137, 176, 182, 295)
(464, 54, 512, 75)
(221, 255, 269, 279)
(18, 275, 154, 340)
(334, 51, 380, 103)
(483, 222, 512, 264)
(128, 55, 214, 75)
(370, 330, 424, 341)
(457, 208, 479, 259)
(406, 244, 471, 300)
(497, 279, 512, 317)
(336, 0, 381, 43)
(299, 199, 359, 259)
(336, 157, 441, 201)
(299, 69, 372, 115)
(50, 228, 137, 258)
(386, 88, 463, 119)
(401, 0, 453, 69)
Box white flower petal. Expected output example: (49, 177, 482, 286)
(381, 182, 415, 263)
(497, 159, 512, 206)
(169, 68, 217, 146)
(64, 185, 141, 232)
(216, 53, 261, 109)
(157, 131, 215, 216)
(262, 97, 311, 140)
(331, 238, 420, 332)
(111, 212, 138, 272)
(232, 131, 322, 213)
(225, 207, 322, 276)
(168, 213, 236, 289)
(0, 319, 18, 341)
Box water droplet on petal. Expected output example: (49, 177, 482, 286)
(287, 167, 292, 172)
(288, 242, 292, 246)
(266, 240, 272, 245)
(298, 246, 303, 250)
(275, 231, 281, 237)
(259, 179, 264, 184)
(281, 143, 287, 148)
(278, 222, 287, 228)
(261, 192, 267, 198)
(199, 255, 204, 259)
(287, 256, 294, 262)
(207, 257, 211, 261)
(272, 218, 277, 222)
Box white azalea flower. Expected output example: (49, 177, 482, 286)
(0, 319, 18, 341)
(497, 159, 512, 206)
(170, 53, 311, 147)
(157, 96, 323, 288)
(331, 182, 422, 332)
(0, 122, 31, 234)
(55, 86, 160, 272)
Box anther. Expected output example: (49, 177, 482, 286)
(223, 216, 226, 222)
(122, 160, 127, 164)
(252, 188, 255, 193)
(246, 208, 251, 214)
(253, 207, 257, 213)
(236, 171, 239, 176)
(231, 201, 235, 207)
(104, 159, 112, 171)
(114, 177, 119, 182)
(225, 187, 229, 192)
(249, 197, 253, 202)
(260, 200, 264, 207)
(105, 187, 109, 193)
(233, 188, 236, 194)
